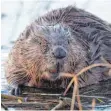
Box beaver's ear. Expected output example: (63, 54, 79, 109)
(19, 26, 31, 40)
(30, 24, 47, 36)
(25, 28, 31, 39)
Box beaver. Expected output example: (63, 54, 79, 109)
(5, 6, 111, 95)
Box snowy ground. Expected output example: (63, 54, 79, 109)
(1, 0, 111, 110)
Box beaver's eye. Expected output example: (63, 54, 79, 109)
(37, 38, 42, 45)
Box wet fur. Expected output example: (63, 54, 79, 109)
(5, 6, 111, 88)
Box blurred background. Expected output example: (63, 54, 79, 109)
(1, 0, 111, 92)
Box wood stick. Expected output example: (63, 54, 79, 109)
(51, 99, 64, 111)
(1, 94, 26, 102)
(51, 97, 72, 110)
(2, 101, 50, 105)
(70, 76, 78, 110)
(92, 98, 96, 111)
(76, 87, 82, 111)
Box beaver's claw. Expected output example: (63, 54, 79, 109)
(11, 85, 23, 96)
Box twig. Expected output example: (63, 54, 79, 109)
(51, 99, 64, 110)
(77, 63, 111, 77)
(1, 94, 27, 102)
(2, 101, 52, 110)
(76, 87, 82, 111)
(64, 63, 111, 95)
(51, 97, 71, 110)
(100, 57, 111, 76)
(2, 101, 50, 105)
(63, 77, 75, 96)
(59, 73, 75, 78)
(64, 63, 111, 110)
(74, 94, 109, 99)
(70, 76, 78, 110)
(92, 98, 96, 111)
(101, 57, 110, 64)
(23, 92, 62, 96)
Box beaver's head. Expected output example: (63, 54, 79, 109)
(27, 24, 87, 82)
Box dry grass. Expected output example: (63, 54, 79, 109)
(62, 61, 111, 110)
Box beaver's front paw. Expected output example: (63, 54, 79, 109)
(11, 85, 23, 96)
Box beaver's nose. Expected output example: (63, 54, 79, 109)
(53, 47, 66, 59)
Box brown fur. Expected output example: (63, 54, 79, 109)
(5, 6, 111, 88)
